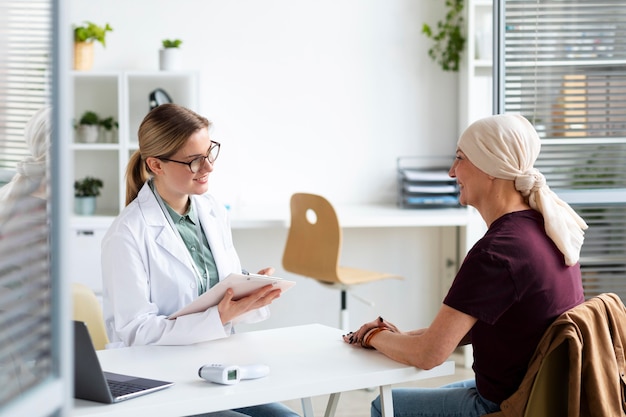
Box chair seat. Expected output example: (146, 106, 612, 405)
(335, 267, 399, 286)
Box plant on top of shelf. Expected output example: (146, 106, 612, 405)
(74, 176, 103, 197)
(162, 39, 183, 49)
(421, 0, 466, 72)
(74, 21, 113, 47)
(76, 110, 100, 143)
(99, 116, 118, 131)
(159, 39, 184, 71)
(79, 110, 99, 126)
(74, 176, 103, 215)
(99, 116, 119, 143)
(73, 22, 113, 71)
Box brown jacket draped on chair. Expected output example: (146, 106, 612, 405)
(490, 292, 626, 417)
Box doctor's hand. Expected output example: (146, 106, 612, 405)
(256, 266, 275, 276)
(217, 284, 281, 325)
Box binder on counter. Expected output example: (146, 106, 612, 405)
(397, 156, 460, 209)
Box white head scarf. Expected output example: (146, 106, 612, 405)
(0, 107, 51, 206)
(457, 113, 588, 266)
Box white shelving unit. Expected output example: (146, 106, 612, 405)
(70, 70, 198, 293)
(459, 0, 494, 135)
(71, 70, 199, 216)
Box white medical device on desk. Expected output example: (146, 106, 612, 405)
(198, 363, 270, 385)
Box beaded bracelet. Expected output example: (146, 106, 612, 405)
(361, 327, 387, 349)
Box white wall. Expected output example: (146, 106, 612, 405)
(69, 0, 459, 207)
(68, 0, 463, 332)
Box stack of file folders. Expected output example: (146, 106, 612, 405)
(397, 157, 460, 208)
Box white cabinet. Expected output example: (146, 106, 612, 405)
(70, 71, 199, 293)
(68, 217, 113, 296)
(459, 0, 493, 134)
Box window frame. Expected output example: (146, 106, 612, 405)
(495, 0, 626, 301)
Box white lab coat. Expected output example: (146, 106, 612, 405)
(101, 182, 269, 347)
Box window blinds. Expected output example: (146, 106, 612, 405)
(497, 0, 626, 301)
(0, 0, 54, 410)
(0, 0, 52, 171)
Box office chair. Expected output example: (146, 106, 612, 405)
(72, 282, 109, 350)
(521, 341, 569, 417)
(485, 341, 569, 417)
(282, 193, 401, 331)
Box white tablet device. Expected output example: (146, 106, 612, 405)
(168, 273, 296, 319)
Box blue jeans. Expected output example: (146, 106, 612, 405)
(234, 403, 300, 417)
(191, 403, 300, 417)
(371, 379, 500, 417)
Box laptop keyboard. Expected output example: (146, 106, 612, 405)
(108, 380, 149, 397)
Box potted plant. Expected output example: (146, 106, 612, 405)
(73, 21, 113, 71)
(76, 110, 100, 143)
(159, 38, 183, 71)
(74, 176, 103, 215)
(422, 0, 465, 72)
(99, 116, 118, 143)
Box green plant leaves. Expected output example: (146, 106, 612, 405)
(74, 176, 103, 197)
(162, 39, 183, 48)
(74, 21, 113, 47)
(422, 0, 466, 72)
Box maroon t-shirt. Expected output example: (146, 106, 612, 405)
(444, 209, 584, 404)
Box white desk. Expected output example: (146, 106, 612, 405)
(73, 324, 454, 417)
(228, 204, 475, 229)
(70, 205, 474, 230)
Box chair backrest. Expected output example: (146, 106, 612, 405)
(71, 282, 109, 350)
(282, 193, 342, 283)
(523, 341, 569, 417)
(489, 293, 626, 417)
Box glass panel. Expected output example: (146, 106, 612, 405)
(0, 0, 54, 409)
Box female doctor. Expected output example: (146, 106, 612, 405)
(102, 104, 300, 417)
(101, 103, 282, 347)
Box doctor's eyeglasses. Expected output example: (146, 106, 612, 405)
(159, 141, 221, 173)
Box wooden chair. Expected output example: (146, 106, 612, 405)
(487, 293, 626, 417)
(72, 282, 109, 350)
(282, 193, 401, 330)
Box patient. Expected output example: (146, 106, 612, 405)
(0, 106, 50, 228)
(0, 106, 51, 289)
(344, 114, 587, 417)
(0, 106, 52, 396)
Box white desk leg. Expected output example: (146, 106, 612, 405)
(379, 385, 394, 417)
(301, 397, 314, 417)
(324, 393, 341, 417)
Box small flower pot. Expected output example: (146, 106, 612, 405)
(159, 48, 182, 71)
(74, 42, 94, 71)
(75, 196, 97, 215)
(100, 128, 117, 143)
(77, 125, 99, 143)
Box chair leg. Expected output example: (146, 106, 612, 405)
(340, 290, 349, 331)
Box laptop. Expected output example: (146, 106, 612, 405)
(73, 320, 174, 403)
